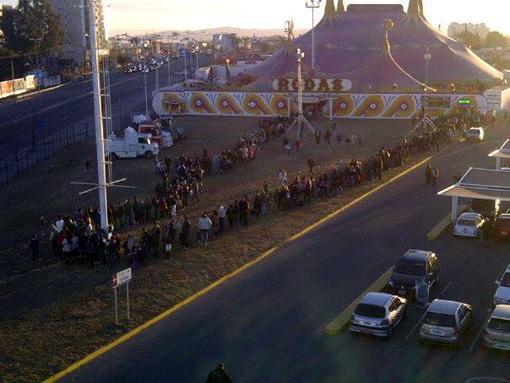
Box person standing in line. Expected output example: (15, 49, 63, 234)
(30, 234, 40, 262)
(207, 363, 232, 383)
(218, 205, 227, 233)
(197, 213, 213, 245)
(180, 215, 191, 248)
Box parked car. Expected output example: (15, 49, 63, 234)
(419, 299, 473, 345)
(387, 249, 440, 299)
(484, 305, 510, 351)
(453, 212, 486, 238)
(494, 214, 510, 241)
(350, 292, 407, 338)
(493, 264, 510, 306)
(466, 127, 485, 142)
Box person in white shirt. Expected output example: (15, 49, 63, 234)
(197, 213, 213, 245)
(278, 169, 288, 186)
(55, 217, 65, 233)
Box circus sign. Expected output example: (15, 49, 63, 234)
(272, 78, 352, 93)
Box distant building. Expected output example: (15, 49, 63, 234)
(48, 0, 88, 64)
(448, 22, 490, 40)
(213, 33, 236, 52)
(0, 4, 13, 40)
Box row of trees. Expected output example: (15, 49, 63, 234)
(454, 30, 509, 50)
(0, 0, 63, 57)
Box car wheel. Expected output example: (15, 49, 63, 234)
(144, 151, 154, 159)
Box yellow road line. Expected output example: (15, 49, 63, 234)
(325, 267, 394, 336)
(44, 155, 432, 382)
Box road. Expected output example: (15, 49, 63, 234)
(0, 57, 198, 162)
(61, 126, 510, 382)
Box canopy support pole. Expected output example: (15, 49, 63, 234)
(451, 196, 459, 224)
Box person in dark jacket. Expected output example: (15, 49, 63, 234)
(207, 364, 232, 383)
(30, 234, 40, 261)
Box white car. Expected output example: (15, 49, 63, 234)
(466, 127, 485, 142)
(453, 212, 485, 238)
(494, 265, 510, 306)
(350, 292, 407, 338)
(484, 305, 510, 350)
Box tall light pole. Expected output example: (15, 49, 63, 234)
(305, 0, 321, 71)
(424, 46, 432, 85)
(89, 0, 108, 230)
(297, 48, 305, 138)
(167, 37, 172, 86)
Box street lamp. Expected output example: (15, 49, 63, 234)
(305, 0, 321, 71)
(424, 46, 432, 85)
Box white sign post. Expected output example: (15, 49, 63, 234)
(112, 267, 132, 325)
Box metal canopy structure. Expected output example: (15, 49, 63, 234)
(488, 139, 510, 169)
(438, 167, 510, 222)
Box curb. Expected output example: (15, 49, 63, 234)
(325, 267, 393, 336)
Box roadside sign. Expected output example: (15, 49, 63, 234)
(112, 268, 132, 325)
(112, 267, 131, 288)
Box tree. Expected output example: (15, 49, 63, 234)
(0, 0, 63, 55)
(485, 31, 508, 49)
(454, 30, 482, 50)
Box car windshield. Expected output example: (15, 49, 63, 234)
(354, 303, 386, 318)
(468, 130, 481, 136)
(394, 260, 426, 276)
(501, 273, 510, 288)
(487, 318, 510, 332)
(423, 311, 456, 327)
(457, 219, 475, 226)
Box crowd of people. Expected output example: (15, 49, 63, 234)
(33, 109, 484, 268)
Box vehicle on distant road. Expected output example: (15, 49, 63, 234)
(494, 214, 510, 241)
(419, 299, 473, 345)
(483, 304, 510, 350)
(493, 264, 510, 306)
(466, 127, 485, 142)
(350, 292, 407, 338)
(387, 249, 440, 299)
(453, 212, 486, 238)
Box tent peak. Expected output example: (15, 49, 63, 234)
(323, 0, 336, 18)
(407, 0, 424, 16)
(337, 0, 345, 14)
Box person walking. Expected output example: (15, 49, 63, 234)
(207, 364, 232, 383)
(425, 164, 433, 185)
(197, 213, 213, 245)
(431, 167, 440, 186)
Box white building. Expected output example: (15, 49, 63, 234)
(448, 22, 490, 40)
(212, 33, 236, 52)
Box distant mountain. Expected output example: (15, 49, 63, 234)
(111, 27, 308, 40)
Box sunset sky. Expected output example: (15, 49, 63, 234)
(3, 0, 509, 36)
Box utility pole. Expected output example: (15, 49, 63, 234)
(167, 37, 172, 86)
(305, 0, 321, 71)
(89, 0, 108, 230)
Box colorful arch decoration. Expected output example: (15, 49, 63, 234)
(332, 95, 355, 117)
(382, 95, 416, 118)
(270, 94, 289, 116)
(243, 94, 272, 115)
(353, 95, 385, 117)
(190, 93, 215, 114)
(216, 93, 243, 114)
(152, 91, 487, 119)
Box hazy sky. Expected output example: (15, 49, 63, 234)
(3, 0, 509, 36)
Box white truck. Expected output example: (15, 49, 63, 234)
(107, 127, 159, 159)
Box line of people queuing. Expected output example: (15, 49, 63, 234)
(32, 109, 483, 267)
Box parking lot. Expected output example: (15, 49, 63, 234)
(324, 233, 510, 383)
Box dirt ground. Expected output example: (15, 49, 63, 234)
(0, 116, 411, 279)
